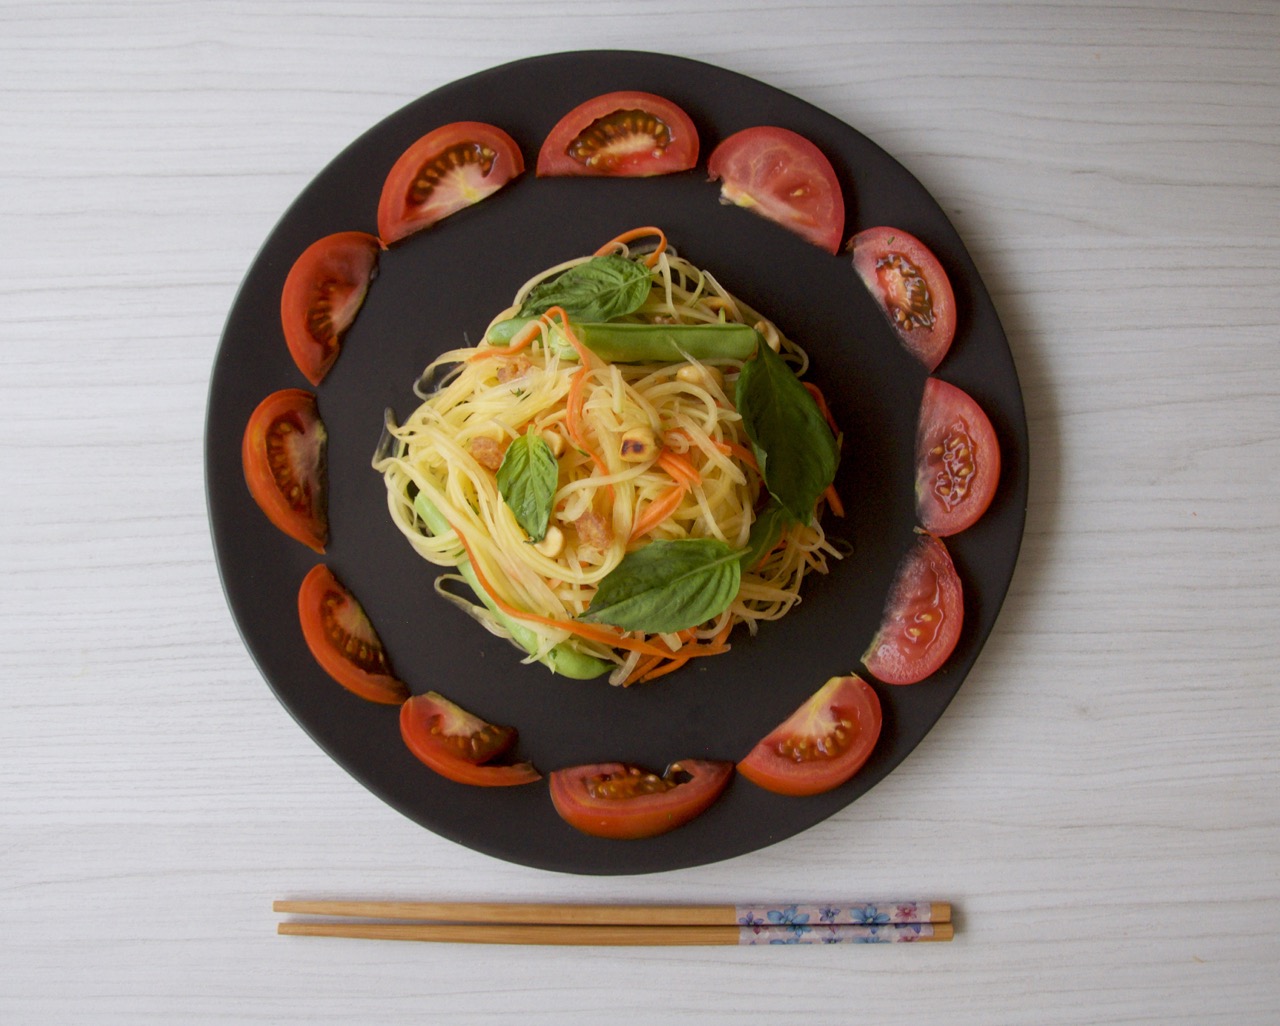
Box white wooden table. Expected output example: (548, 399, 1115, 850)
(3, 2, 1277, 1022)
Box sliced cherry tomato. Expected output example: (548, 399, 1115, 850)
(707, 126, 845, 254)
(400, 691, 541, 787)
(280, 231, 381, 385)
(863, 533, 964, 685)
(297, 564, 408, 705)
(737, 675, 882, 797)
(850, 226, 956, 371)
(548, 759, 732, 839)
(242, 388, 327, 552)
(916, 378, 1001, 536)
(536, 91, 699, 177)
(377, 121, 524, 244)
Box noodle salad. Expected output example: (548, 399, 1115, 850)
(374, 227, 842, 686)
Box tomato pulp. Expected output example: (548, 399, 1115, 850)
(862, 533, 964, 685)
(737, 675, 882, 796)
(280, 231, 381, 386)
(707, 126, 845, 253)
(297, 564, 408, 705)
(916, 378, 1001, 536)
(241, 388, 327, 552)
(850, 226, 956, 371)
(548, 759, 732, 838)
(377, 121, 524, 244)
(537, 92, 699, 177)
(400, 691, 541, 786)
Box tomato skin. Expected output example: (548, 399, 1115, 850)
(280, 231, 382, 386)
(377, 121, 524, 244)
(400, 692, 541, 787)
(549, 759, 732, 839)
(297, 564, 408, 705)
(737, 675, 882, 797)
(916, 378, 1001, 536)
(863, 533, 964, 685)
(536, 91, 699, 177)
(707, 127, 845, 254)
(850, 227, 956, 371)
(242, 388, 328, 552)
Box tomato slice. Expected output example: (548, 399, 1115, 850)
(280, 231, 381, 386)
(297, 564, 408, 705)
(916, 378, 1001, 536)
(242, 388, 327, 552)
(850, 226, 956, 371)
(536, 91, 699, 177)
(549, 759, 732, 839)
(400, 691, 541, 787)
(737, 675, 882, 797)
(707, 126, 845, 254)
(863, 533, 963, 685)
(377, 121, 524, 245)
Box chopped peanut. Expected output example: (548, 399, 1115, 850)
(533, 525, 565, 558)
(619, 426, 657, 462)
(541, 429, 566, 457)
(676, 364, 725, 391)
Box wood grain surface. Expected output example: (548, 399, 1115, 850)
(2, 2, 1277, 1023)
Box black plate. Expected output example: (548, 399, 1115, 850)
(205, 51, 1027, 874)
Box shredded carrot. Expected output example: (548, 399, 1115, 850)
(656, 449, 701, 487)
(629, 483, 687, 541)
(622, 652, 666, 685)
(720, 441, 759, 472)
(466, 318, 542, 362)
(824, 483, 845, 517)
(593, 226, 668, 268)
(638, 656, 691, 683)
(803, 381, 840, 436)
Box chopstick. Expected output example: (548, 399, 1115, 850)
(274, 900, 953, 946)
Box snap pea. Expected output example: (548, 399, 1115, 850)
(484, 318, 761, 363)
(412, 492, 611, 680)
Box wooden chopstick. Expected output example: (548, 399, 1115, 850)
(273, 899, 949, 926)
(277, 920, 953, 946)
(274, 900, 953, 945)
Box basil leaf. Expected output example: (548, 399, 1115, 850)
(581, 538, 742, 634)
(739, 501, 788, 569)
(496, 430, 558, 541)
(519, 255, 652, 323)
(735, 341, 839, 522)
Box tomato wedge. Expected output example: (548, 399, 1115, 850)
(850, 226, 956, 371)
(400, 691, 541, 787)
(280, 231, 381, 385)
(707, 126, 845, 253)
(242, 388, 327, 552)
(536, 91, 699, 177)
(917, 378, 1001, 536)
(863, 533, 963, 685)
(377, 121, 524, 245)
(737, 675, 882, 797)
(549, 759, 732, 839)
(297, 564, 408, 705)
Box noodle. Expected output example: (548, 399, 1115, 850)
(373, 231, 841, 685)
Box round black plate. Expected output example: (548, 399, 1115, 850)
(205, 51, 1027, 875)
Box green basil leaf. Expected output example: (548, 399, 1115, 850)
(580, 538, 742, 634)
(518, 255, 652, 323)
(496, 430, 558, 541)
(739, 501, 788, 569)
(735, 341, 839, 522)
